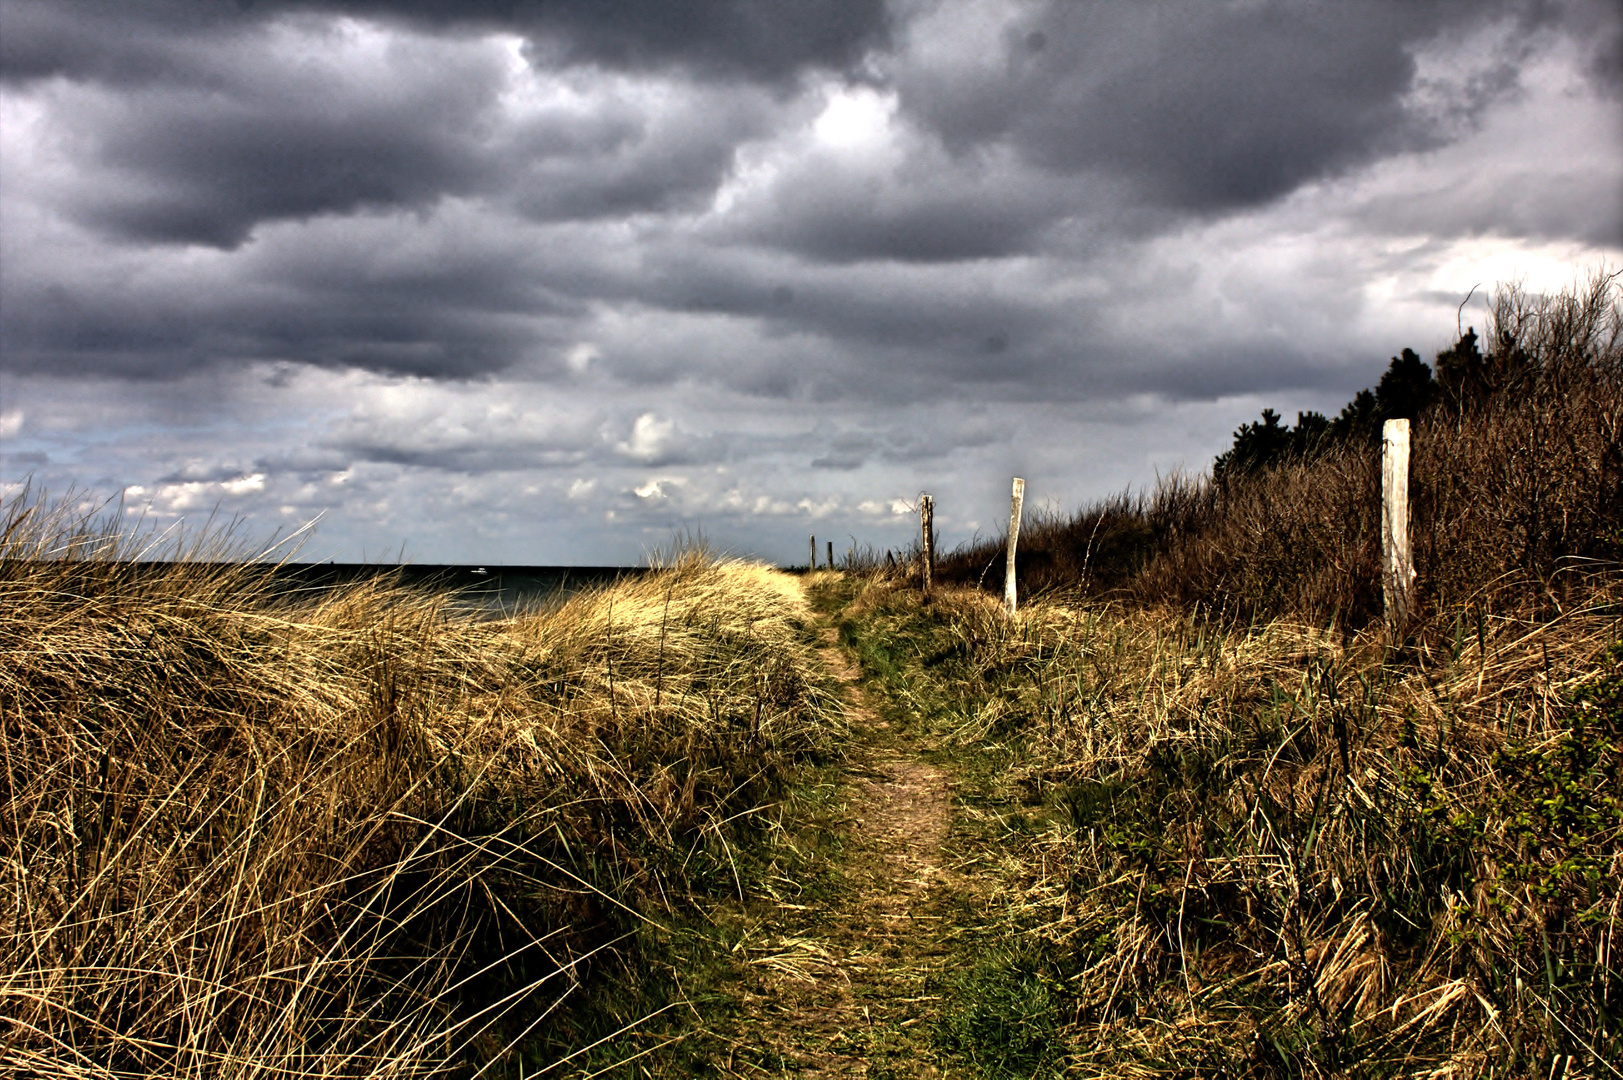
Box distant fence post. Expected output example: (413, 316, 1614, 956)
(810, 534, 816, 571)
(1005, 477, 1025, 616)
(827, 540, 834, 571)
(920, 494, 934, 597)
(1382, 419, 1413, 624)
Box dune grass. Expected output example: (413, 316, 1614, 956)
(6, 270, 1618, 1078)
(0, 492, 842, 1078)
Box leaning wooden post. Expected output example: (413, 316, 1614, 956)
(810, 534, 817, 571)
(1382, 419, 1414, 625)
(827, 540, 834, 572)
(920, 494, 934, 597)
(1005, 477, 1025, 616)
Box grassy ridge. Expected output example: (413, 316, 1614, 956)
(0, 495, 841, 1078)
(932, 270, 1622, 627)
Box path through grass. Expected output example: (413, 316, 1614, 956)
(642, 572, 1081, 1079)
(647, 574, 972, 1077)
(640, 562, 1621, 1078)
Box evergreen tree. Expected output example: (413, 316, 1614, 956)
(1214, 407, 1290, 481)
(1327, 388, 1379, 444)
(1292, 409, 1330, 451)
(1214, 408, 1335, 480)
(1213, 343, 1448, 477)
(1374, 348, 1436, 420)
(1436, 327, 1487, 405)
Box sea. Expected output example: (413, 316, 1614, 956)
(270, 564, 647, 616)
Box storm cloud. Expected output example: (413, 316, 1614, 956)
(0, 0, 893, 83)
(1, 0, 1619, 563)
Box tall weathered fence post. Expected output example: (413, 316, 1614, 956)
(1382, 418, 1414, 625)
(1005, 477, 1025, 616)
(920, 494, 934, 598)
(810, 534, 816, 571)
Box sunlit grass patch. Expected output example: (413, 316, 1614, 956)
(0, 491, 841, 1078)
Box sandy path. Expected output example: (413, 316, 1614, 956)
(728, 623, 959, 1077)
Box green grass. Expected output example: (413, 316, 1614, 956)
(826, 573, 1623, 1078)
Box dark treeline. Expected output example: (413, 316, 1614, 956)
(928, 269, 1622, 626)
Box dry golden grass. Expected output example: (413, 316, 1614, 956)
(0, 492, 840, 1078)
(829, 271, 1622, 1073)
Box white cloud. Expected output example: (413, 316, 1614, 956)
(632, 478, 669, 499)
(812, 84, 898, 153)
(857, 498, 917, 517)
(616, 413, 678, 463)
(565, 342, 599, 372)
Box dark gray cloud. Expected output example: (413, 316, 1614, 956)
(1560, 0, 1623, 93)
(10, 0, 1583, 262)
(0, 224, 589, 378)
(332, 439, 591, 473)
(810, 431, 873, 470)
(891, 0, 1594, 214)
(0, 2, 813, 249)
(71, 55, 503, 248)
(715, 152, 1080, 264)
(482, 0, 891, 80)
(805, 415, 1003, 472)
(1, 2, 255, 86)
(2, 0, 1619, 569)
(585, 246, 1080, 403)
(11, 26, 778, 249)
(1, 0, 891, 85)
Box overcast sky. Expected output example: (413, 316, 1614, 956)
(2, 0, 1619, 565)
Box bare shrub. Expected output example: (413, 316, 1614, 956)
(936, 269, 1623, 630)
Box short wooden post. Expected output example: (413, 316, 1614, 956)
(827, 540, 834, 571)
(920, 494, 934, 597)
(1005, 477, 1025, 615)
(1382, 419, 1414, 624)
(810, 534, 816, 571)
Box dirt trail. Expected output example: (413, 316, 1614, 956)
(820, 632, 952, 894)
(726, 622, 960, 1077)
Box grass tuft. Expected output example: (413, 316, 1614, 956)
(0, 491, 840, 1078)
